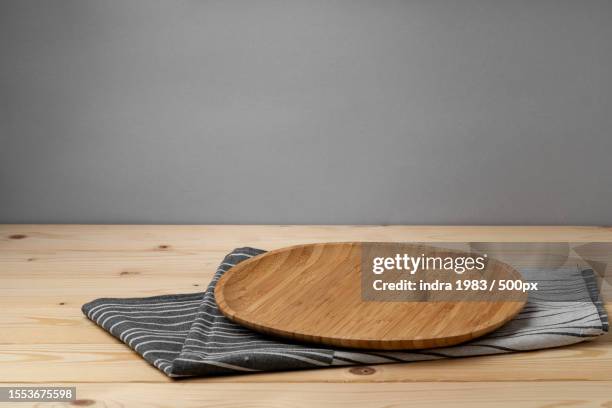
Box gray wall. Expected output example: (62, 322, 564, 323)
(1, 0, 611, 224)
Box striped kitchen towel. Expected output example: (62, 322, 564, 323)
(82, 247, 609, 377)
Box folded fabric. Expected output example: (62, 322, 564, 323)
(82, 247, 609, 378)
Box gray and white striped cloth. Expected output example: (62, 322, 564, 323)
(82, 247, 609, 378)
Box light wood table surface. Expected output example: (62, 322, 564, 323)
(1, 225, 611, 407)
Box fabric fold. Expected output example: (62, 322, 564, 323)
(82, 247, 609, 378)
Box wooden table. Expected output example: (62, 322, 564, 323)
(1, 225, 611, 407)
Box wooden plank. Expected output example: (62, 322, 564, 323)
(0, 344, 168, 383)
(3, 382, 612, 407)
(1, 341, 610, 383)
(2, 225, 612, 252)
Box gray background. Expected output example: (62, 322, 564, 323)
(1, 0, 611, 224)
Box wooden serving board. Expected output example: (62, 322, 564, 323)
(215, 243, 527, 350)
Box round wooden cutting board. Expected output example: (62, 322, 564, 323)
(215, 243, 527, 350)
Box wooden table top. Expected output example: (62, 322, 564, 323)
(1, 225, 611, 407)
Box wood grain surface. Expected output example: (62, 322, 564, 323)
(5, 382, 612, 408)
(1, 225, 611, 407)
(216, 242, 526, 349)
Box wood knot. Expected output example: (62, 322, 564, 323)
(349, 366, 376, 375)
(157, 244, 170, 250)
(59, 302, 66, 306)
(9, 234, 27, 239)
(71, 399, 95, 406)
(27, 257, 36, 262)
(120, 270, 140, 276)
(193, 284, 200, 287)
